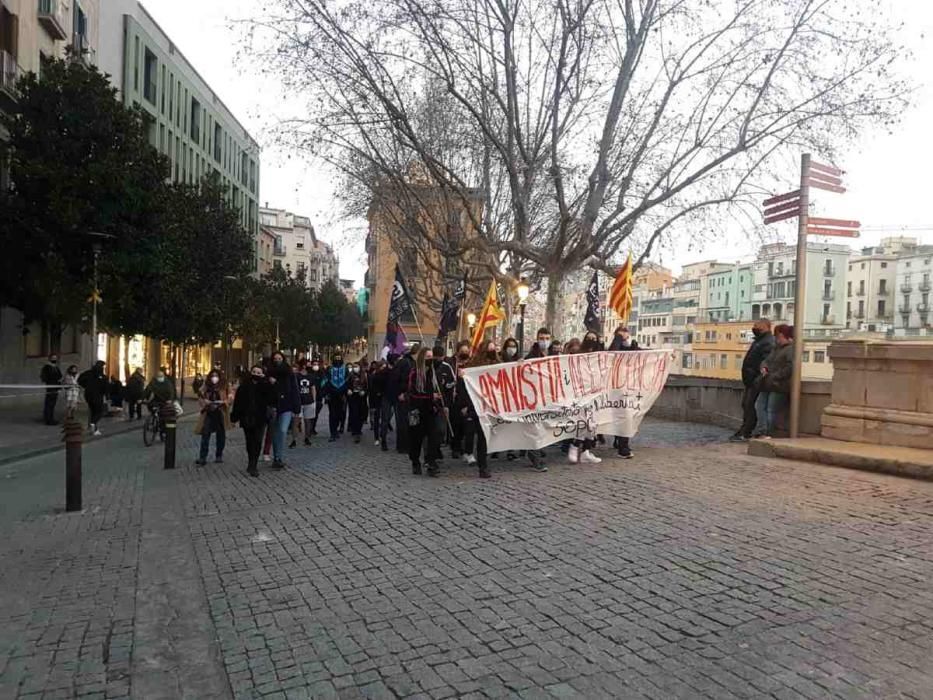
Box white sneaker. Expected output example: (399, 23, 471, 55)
(465, 454, 477, 465)
(375, 440, 381, 446)
(581, 450, 601, 464)
(568, 445, 580, 464)
(261, 454, 272, 462)
(93, 430, 102, 437)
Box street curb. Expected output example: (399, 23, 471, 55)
(0, 413, 197, 467)
(748, 437, 933, 481)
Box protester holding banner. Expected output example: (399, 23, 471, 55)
(525, 328, 552, 359)
(448, 340, 472, 458)
(608, 325, 640, 351)
(457, 340, 499, 478)
(406, 346, 443, 477)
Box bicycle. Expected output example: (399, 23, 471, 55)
(143, 402, 166, 446)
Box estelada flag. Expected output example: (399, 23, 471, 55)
(470, 281, 507, 353)
(608, 253, 633, 322)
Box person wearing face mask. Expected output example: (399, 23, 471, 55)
(391, 342, 419, 453)
(581, 331, 603, 353)
(346, 362, 368, 443)
(79, 360, 109, 436)
(525, 328, 552, 359)
(431, 344, 457, 459)
(456, 341, 497, 477)
(407, 346, 443, 476)
(305, 358, 325, 435)
(501, 338, 520, 362)
(296, 360, 317, 446)
(608, 325, 640, 351)
(324, 353, 349, 442)
(231, 365, 276, 477)
(729, 318, 776, 442)
(40, 353, 63, 425)
(62, 364, 81, 419)
(267, 351, 301, 468)
(367, 360, 388, 447)
(195, 370, 230, 466)
(448, 341, 472, 458)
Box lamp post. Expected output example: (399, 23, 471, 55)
(467, 312, 477, 341)
(516, 278, 529, 357)
(86, 232, 114, 362)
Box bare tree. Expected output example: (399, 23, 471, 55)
(246, 0, 909, 326)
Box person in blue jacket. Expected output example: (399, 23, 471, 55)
(324, 352, 349, 442)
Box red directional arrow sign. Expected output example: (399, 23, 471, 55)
(764, 200, 801, 219)
(762, 190, 800, 208)
(809, 161, 843, 177)
(808, 217, 860, 229)
(807, 178, 846, 194)
(764, 209, 801, 225)
(807, 226, 860, 238)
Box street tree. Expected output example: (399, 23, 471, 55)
(0, 57, 168, 338)
(247, 0, 910, 326)
(312, 279, 365, 351)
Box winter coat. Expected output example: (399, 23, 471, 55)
(407, 366, 439, 413)
(231, 377, 275, 429)
(125, 373, 145, 402)
(368, 368, 388, 403)
(525, 343, 548, 360)
(391, 354, 415, 398)
(40, 362, 63, 390)
(77, 364, 108, 404)
(324, 365, 349, 397)
(742, 332, 776, 387)
(433, 360, 457, 408)
(63, 374, 80, 406)
(269, 365, 301, 415)
(195, 382, 232, 434)
(760, 342, 794, 394)
(347, 372, 368, 409)
(144, 377, 176, 403)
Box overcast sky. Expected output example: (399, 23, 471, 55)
(145, 0, 933, 285)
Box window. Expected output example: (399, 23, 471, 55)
(143, 48, 157, 103)
(719, 354, 727, 369)
(879, 279, 887, 294)
(802, 351, 810, 362)
(161, 65, 166, 113)
(814, 351, 826, 363)
(881, 262, 888, 269)
(682, 353, 693, 369)
(858, 280, 865, 295)
(847, 281, 852, 297)
(309, 269, 318, 283)
(860, 262, 866, 270)
(24, 320, 50, 358)
(133, 37, 139, 91)
(214, 123, 222, 162)
(847, 302, 851, 319)
(858, 300, 864, 317)
(190, 98, 201, 142)
(60, 325, 78, 356)
(878, 300, 886, 317)
(734, 355, 742, 369)
(823, 303, 830, 319)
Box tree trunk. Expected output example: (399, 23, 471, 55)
(545, 269, 562, 331)
(122, 336, 131, 382)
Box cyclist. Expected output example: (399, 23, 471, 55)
(144, 367, 177, 436)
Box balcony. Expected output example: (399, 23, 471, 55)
(38, 0, 69, 40)
(820, 315, 836, 325)
(822, 291, 835, 301)
(855, 289, 865, 297)
(0, 50, 21, 103)
(852, 310, 865, 319)
(823, 266, 836, 277)
(273, 243, 286, 257)
(70, 32, 95, 66)
(877, 288, 888, 296)
(901, 283, 913, 293)
(898, 305, 912, 314)
(921, 282, 932, 293)
(918, 304, 931, 314)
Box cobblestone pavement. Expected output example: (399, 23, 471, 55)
(2, 416, 933, 699)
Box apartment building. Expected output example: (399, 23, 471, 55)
(98, 1, 260, 248)
(703, 263, 754, 322)
(260, 206, 315, 281)
(602, 263, 673, 339)
(846, 237, 914, 332)
(309, 238, 339, 291)
(895, 245, 933, 335)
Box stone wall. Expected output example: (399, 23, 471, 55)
(652, 375, 831, 435)
(822, 340, 933, 449)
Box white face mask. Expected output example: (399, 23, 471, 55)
(210, 376, 219, 384)
(538, 340, 548, 350)
(503, 347, 516, 358)
(311, 364, 319, 371)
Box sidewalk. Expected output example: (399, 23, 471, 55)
(0, 394, 199, 465)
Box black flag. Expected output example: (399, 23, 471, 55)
(454, 272, 467, 302)
(584, 271, 600, 333)
(387, 264, 413, 324)
(438, 292, 457, 338)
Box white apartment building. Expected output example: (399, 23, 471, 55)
(894, 245, 933, 335)
(846, 237, 915, 332)
(259, 206, 340, 290)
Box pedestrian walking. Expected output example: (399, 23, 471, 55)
(109, 375, 124, 415)
(563, 341, 601, 464)
(125, 368, 145, 420)
(296, 361, 317, 446)
(448, 341, 472, 458)
(39, 353, 62, 425)
(407, 346, 443, 477)
(267, 351, 301, 469)
(392, 342, 419, 453)
(307, 357, 325, 435)
(194, 369, 230, 466)
(368, 360, 388, 447)
(77, 360, 108, 436)
(62, 364, 80, 419)
(457, 340, 499, 477)
(609, 324, 639, 459)
(324, 353, 349, 442)
(754, 324, 795, 439)
(730, 319, 775, 442)
(231, 364, 275, 477)
(347, 362, 368, 443)
(192, 372, 205, 397)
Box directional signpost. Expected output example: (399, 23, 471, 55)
(762, 153, 854, 438)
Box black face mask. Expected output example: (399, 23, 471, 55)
(333, 360, 343, 367)
(251, 375, 263, 382)
(752, 328, 763, 338)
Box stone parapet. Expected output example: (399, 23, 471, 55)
(822, 339, 933, 449)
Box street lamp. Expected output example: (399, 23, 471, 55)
(86, 232, 115, 362)
(516, 278, 530, 356)
(467, 312, 477, 339)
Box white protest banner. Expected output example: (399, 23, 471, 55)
(462, 350, 671, 452)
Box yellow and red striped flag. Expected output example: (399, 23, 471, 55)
(470, 281, 507, 353)
(608, 253, 633, 322)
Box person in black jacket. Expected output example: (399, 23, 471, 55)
(407, 346, 442, 476)
(77, 360, 108, 436)
(40, 354, 63, 425)
(525, 327, 552, 359)
(125, 368, 145, 420)
(392, 343, 419, 453)
(608, 325, 639, 351)
(730, 319, 776, 442)
(346, 362, 368, 443)
(267, 351, 301, 468)
(307, 357, 325, 435)
(368, 360, 388, 447)
(447, 341, 472, 458)
(231, 364, 276, 477)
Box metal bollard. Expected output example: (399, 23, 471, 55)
(161, 403, 177, 470)
(63, 417, 83, 512)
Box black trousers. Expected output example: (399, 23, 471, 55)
(43, 390, 59, 424)
(450, 410, 465, 455)
(328, 394, 346, 437)
(128, 400, 142, 419)
(408, 406, 441, 468)
(739, 384, 760, 438)
(395, 401, 410, 452)
(87, 399, 104, 427)
(348, 395, 366, 435)
(243, 424, 265, 471)
(378, 398, 394, 446)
